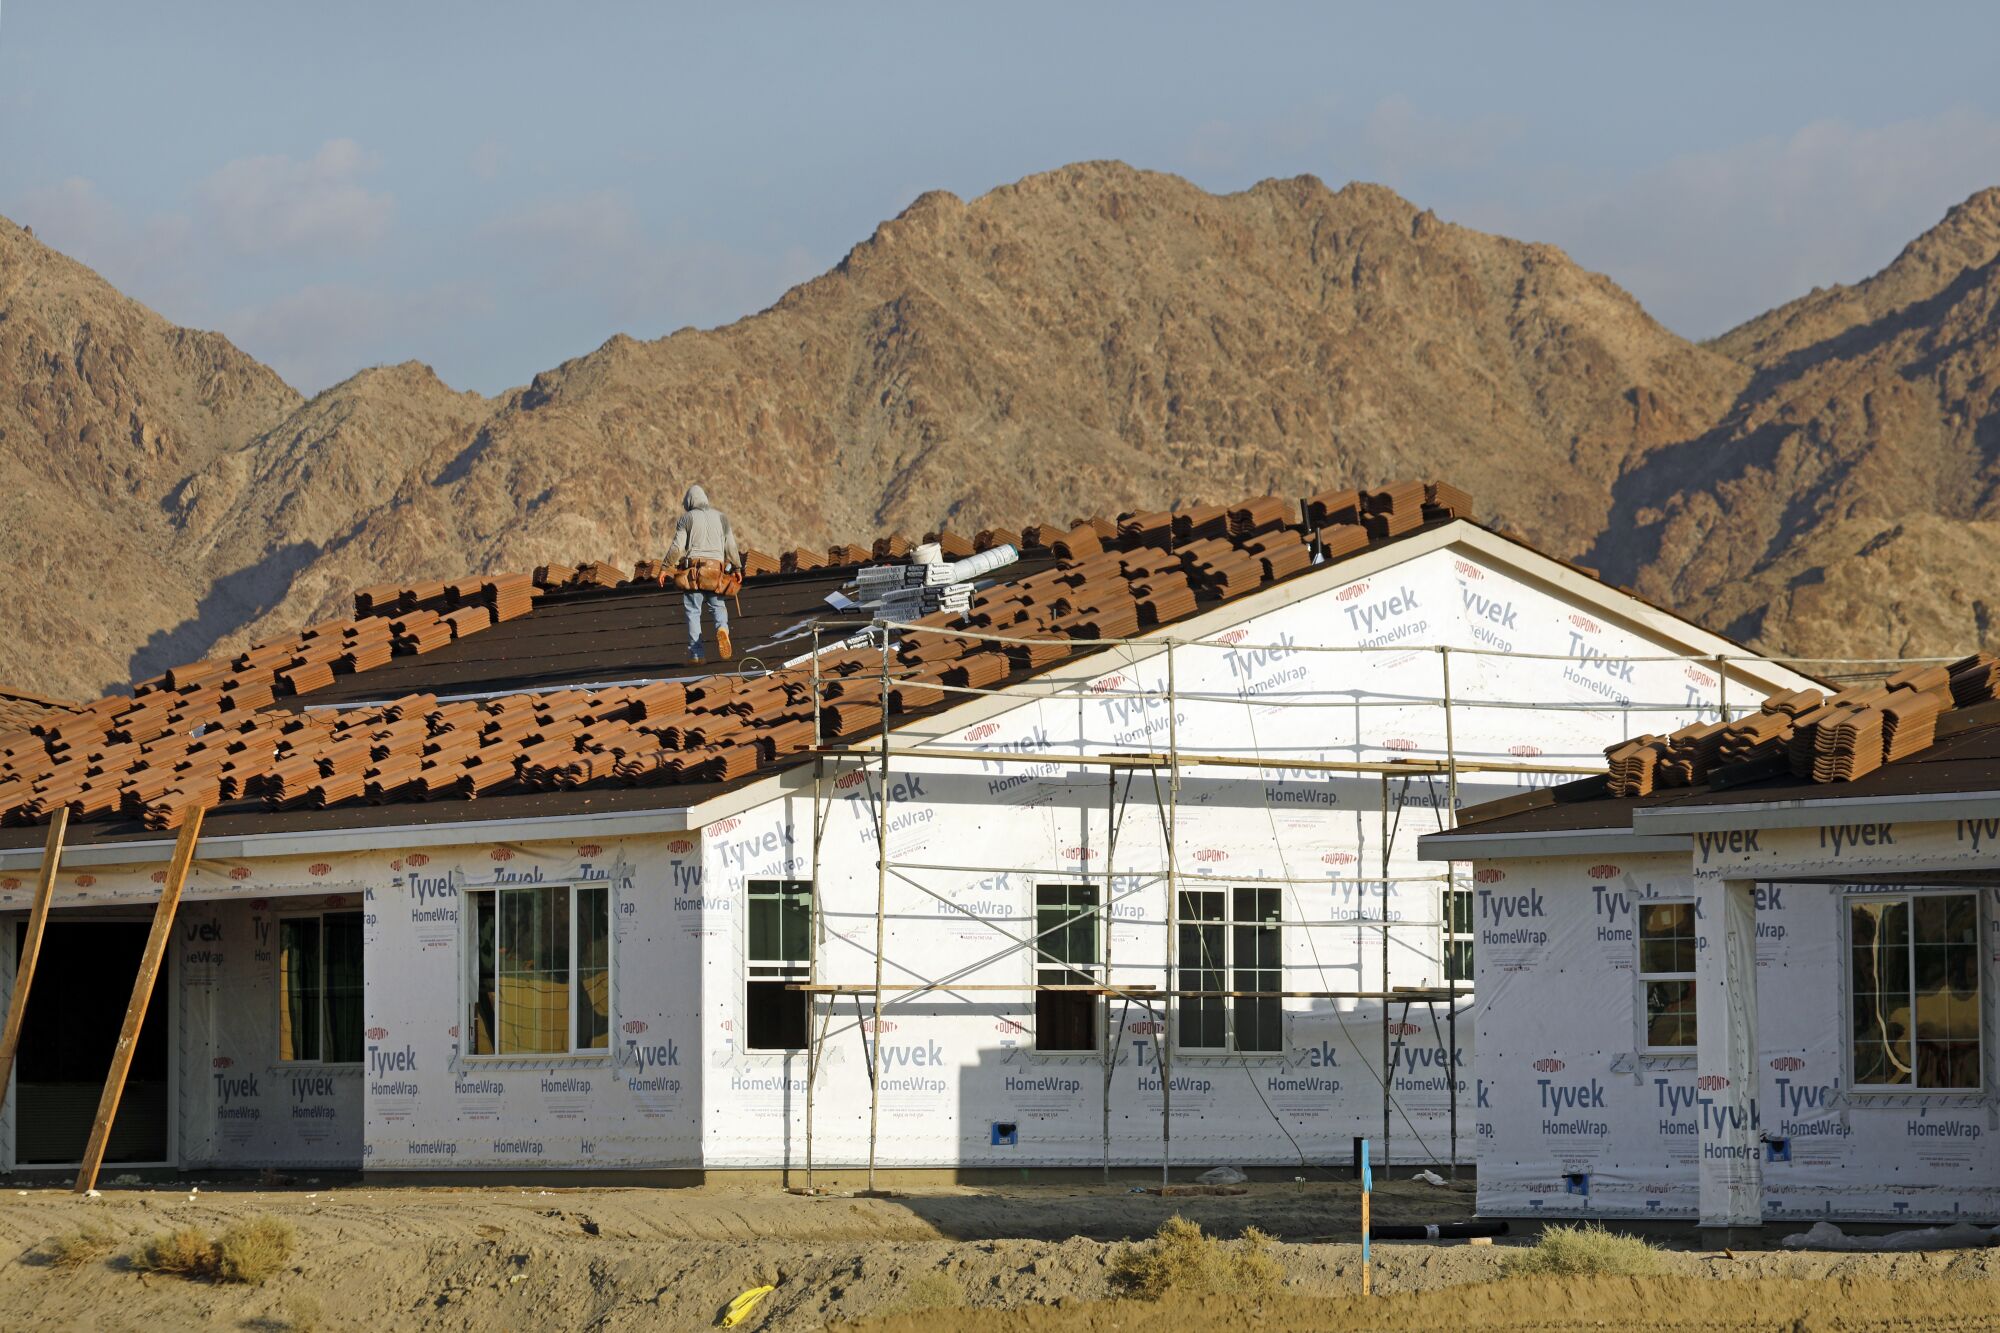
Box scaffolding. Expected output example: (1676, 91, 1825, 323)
(783, 617, 1735, 1192)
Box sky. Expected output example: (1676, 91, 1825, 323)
(4, 3, 1999, 396)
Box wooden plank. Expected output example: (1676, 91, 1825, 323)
(0, 808, 70, 1096)
(73, 805, 203, 1193)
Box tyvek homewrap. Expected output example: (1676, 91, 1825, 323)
(1473, 853, 2000, 1221)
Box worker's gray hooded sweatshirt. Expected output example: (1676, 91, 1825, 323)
(666, 484, 740, 566)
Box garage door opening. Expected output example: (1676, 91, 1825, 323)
(12, 921, 170, 1166)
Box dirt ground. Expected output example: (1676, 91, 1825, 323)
(0, 1176, 1994, 1330)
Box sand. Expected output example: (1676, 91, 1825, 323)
(0, 1176, 1992, 1329)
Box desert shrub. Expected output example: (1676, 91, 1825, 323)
(134, 1226, 218, 1278)
(1108, 1215, 1284, 1301)
(1508, 1223, 1668, 1278)
(132, 1215, 296, 1284)
(215, 1216, 297, 1285)
(42, 1223, 119, 1270)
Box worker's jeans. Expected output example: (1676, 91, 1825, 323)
(683, 590, 729, 658)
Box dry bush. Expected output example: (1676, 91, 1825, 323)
(132, 1215, 296, 1285)
(1509, 1223, 1668, 1278)
(134, 1226, 219, 1278)
(42, 1223, 119, 1270)
(215, 1216, 297, 1285)
(1109, 1215, 1284, 1301)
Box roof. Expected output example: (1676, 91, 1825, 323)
(2, 476, 1817, 865)
(1434, 667, 2000, 851)
(0, 687, 80, 735)
(2, 481, 1502, 854)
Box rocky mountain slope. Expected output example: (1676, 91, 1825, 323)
(1595, 187, 2000, 658)
(3, 163, 1998, 696)
(0, 216, 299, 698)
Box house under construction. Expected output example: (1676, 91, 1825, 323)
(0, 483, 1814, 1182)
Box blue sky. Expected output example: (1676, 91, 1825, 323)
(5, 2, 1998, 395)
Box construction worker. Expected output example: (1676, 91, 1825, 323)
(664, 483, 742, 664)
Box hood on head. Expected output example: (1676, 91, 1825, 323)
(683, 484, 710, 511)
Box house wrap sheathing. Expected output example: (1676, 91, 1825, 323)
(0, 524, 1811, 1174)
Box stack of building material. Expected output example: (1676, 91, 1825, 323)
(1423, 481, 1476, 521)
(1881, 687, 1949, 762)
(1651, 718, 1729, 787)
(1812, 706, 1886, 782)
(1304, 488, 1363, 528)
(1948, 653, 2000, 706)
(1227, 496, 1291, 539)
(1117, 511, 1174, 551)
(1605, 735, 1665, 796)
(1363, 481, 1428, 539)
(1171, 503, 1231, 544)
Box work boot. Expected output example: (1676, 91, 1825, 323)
(717, 628, 734, 661)
(688, 643, 705, 667)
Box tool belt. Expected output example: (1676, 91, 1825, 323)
(669, 557, 742, 596)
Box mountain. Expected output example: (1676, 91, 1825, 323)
(1596, 187, 2000, 659)
(214, 163, 1742, 656)
(4, 162, 2000, 697)
(0, 216, 299, 698)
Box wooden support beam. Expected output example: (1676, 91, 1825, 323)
(0, 808, 69, 1098)
(74, 806, 203, 1194)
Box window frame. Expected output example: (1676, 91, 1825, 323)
(1635, 898, 1698, 1055)
(462, 882, 613, 1060)
(745, 878, 814, 1052)
(1846, 889, 1983, 1094)
(272, 908, 366, 1064)
(1032, 882, 1101, 1054)
(1176, 884, 1284, 1055)
(1443, 879, 1475, 987)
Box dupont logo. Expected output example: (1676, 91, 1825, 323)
(1587, 864, 1622, 880)
(622, 1020, 649, 1035)
(667, 838, 696, 854)
(1569, 614, 1601, 633)
(1129, 1021, 1164, 1036)
(390, 859, 404, 871)
(1321, 851, 1357, 866)
(490, 848, 515, 861)
(1508, 743, 1543, 758)
(1215, 628, 1249, 646)
(448, 1025, 459, 1038)
(151, 870, 167, 883)
(1384, 737, 1416, 751)
(1644, 1183, 1674, 1195)
(0, 878, 17, 892)
(1770, 1056, 1806, 1072)
(212, 1056, 233, 1069)
(1697, 1074, 1730, 1091)
(576, 844, 602, 858)
(1533, 1058, 1565, 1073)
(228, 867, 251, 880)
(74, 874, 96, 888)
(1685, 665, 1717, 688)
(709, 817, 742, 835)
(1387, 1021, 1421, 1036)
(1088, 675, 1126, 695)
(309, 862, 331, 876)
(366, 1027, 389, 1041)
(407, 853, 431, 867)
(1193, 848, 1227, 863)
(861, 1018, 899, 1033)
(249, 898, 270, 911)
(324, 894, 347, 907)
(965, 722, 1002, 740)
(994, 1018, 1026, 1035)
(835, 769, 868, 790)
(1063, 846, 1100, 861)
(1453, 559, 1484, 580)
(1474, 868, 1506, 884)
(1335, 581, 1369, 602)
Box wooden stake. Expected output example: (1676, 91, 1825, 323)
(0, 808, 70, 1096)
(74, 806, 203, 1193)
